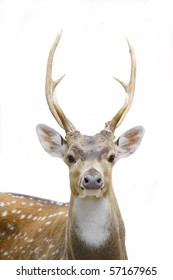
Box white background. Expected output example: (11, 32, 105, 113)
(0, 0, 173, 260)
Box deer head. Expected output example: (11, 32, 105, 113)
(36, 32, 144, 200)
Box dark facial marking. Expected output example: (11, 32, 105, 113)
(70, 144, 110, 161)
(66, 130, 115, 161)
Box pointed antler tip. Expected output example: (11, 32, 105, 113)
(53, 30, 63, 46)
(125, 35, 129, 43)
(59, 29, 63, 36)
(124, 36, 134, 52)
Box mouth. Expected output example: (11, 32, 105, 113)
(79, 188, 103, 199)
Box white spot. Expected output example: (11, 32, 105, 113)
(48, 214, 54, 218)
(40, 216, 46, 220)
(58, 211, 65, 215)
(0, 202, 5, 207)
(21, 202, 26, 205)
(3, 252, 9, 256)
(73, 197, 110, 248)
(50, 213, 58, 217)
(45, 221, 52, 225)
(27, 214, 32, 219)
(33, 216, 37, 220)
(1, 210, 8, 217)
(11, 209, 17, 214)
(38, 208, 42, 211)
(26, 238, 34, 243)
(29, 203, 34, 206)
(7, 223, 14, 230)
(37, 228, 42, 233)
(17, 210, 21, 214)
(14, 235, 18, 240)
(34, 247, 42, 252)
(20, 214, 26, 219)
(49, 244, 55, 249)
(11, 200, 16, 204)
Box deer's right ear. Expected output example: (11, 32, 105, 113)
(36, 124, 67, 158)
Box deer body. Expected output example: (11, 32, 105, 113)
(0, 190, 126, 260)
(0, 32, 144, 259)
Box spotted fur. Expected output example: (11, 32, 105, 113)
(0, 193, 68, 259)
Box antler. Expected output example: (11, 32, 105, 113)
(105, 38, 136, 133)
(45, 31, 76, 133)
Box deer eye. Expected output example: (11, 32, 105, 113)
(67, 155, 76, 163)
(108, 154, 116, 163)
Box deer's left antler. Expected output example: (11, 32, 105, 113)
(105, 38, 136, 133)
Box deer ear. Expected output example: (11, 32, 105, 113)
(36, 124, 67, 158)
(115, 126, 145, 159)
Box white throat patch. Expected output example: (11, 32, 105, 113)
(73, 196, 110, 248)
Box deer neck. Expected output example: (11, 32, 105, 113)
(64, 187, 127, 260)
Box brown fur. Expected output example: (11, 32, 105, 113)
(0, 191, 127, 260)
(0, 193, 67, 259)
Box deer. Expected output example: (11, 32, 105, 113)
(0, 32, 144, 260)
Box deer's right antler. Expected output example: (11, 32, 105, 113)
(45, 31, 76, 133)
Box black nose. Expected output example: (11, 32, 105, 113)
(82, 168, 103, 190)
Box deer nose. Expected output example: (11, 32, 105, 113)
(82, 168, 103, 190)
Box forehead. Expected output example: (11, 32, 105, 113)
(66, 130, 115, 159)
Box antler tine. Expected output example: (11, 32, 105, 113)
(45, 31, 76, 133)
(105, 38, 136, 133)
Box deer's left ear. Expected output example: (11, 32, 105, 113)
(115, 126, 145, 159)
